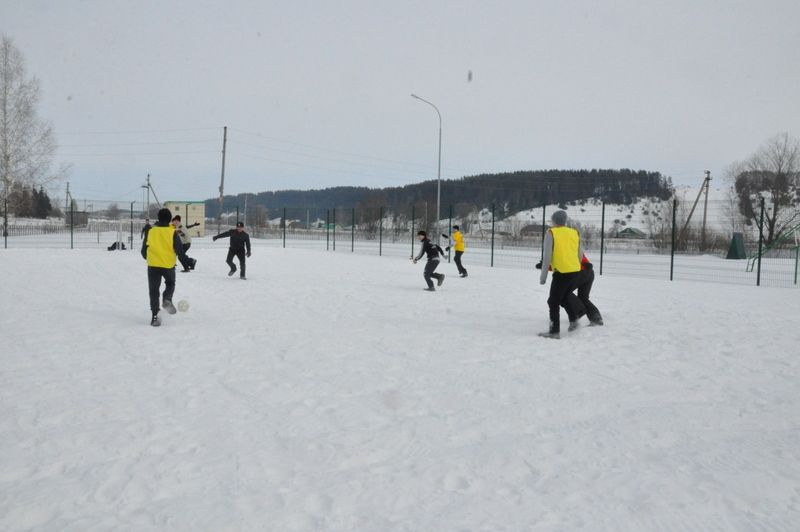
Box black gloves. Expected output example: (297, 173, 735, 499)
(212, 236, 218, 241)
(441, 233, 449, 239)
(246, 252, 251, 257)
(535, 261, 542, 270)
(445, 246, 450, 251)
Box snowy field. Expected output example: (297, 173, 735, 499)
(2, 241, 800, 531)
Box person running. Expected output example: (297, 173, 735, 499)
(537, 253, 603, 330)
(141, 208, 189, 327)
(442, 225, 468, 277)
(212, 221, 252, 279)
(171, 215, 197, 272)
(412, 230, 445, 291)
(538, 210, 583, 339)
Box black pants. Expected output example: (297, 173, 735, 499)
(178, 243, 194, 270)
(547, 271, 581, 333)
(226, 248, 246, 278)
(148, 266, 176, 315)
(424, 260, 443, 288)
(454, 250, 467, 275)
(575, 268, 602, 322)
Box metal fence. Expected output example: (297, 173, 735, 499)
(3, 197, 799, 288)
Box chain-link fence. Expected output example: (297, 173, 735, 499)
(4, 196, 799, 288)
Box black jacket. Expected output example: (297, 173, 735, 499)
(414, 238, 443, 262)
(214, 229, 251, 253)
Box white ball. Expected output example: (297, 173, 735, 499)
(177, 300, 190, 312)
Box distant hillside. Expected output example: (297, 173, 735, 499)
(204, 169, 672, 218)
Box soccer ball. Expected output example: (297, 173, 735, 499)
(177, 300, 190, 312)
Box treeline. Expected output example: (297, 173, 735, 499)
(205, 169, 672, 218)
(4, 185, 60, 218)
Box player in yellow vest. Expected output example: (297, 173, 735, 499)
(538, 210, 584, 338)
(141, 208, 189, 327)
(443, 225, 468, 277)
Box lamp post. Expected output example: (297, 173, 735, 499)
(411, 93, 442, 244)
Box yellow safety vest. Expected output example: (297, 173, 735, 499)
(550, 226, 581, 273)
(453, 231, 465, 252)
(146, 226, 177, 268)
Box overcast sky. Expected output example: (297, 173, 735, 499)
(2, 0, 799, 204)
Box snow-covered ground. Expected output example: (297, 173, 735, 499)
(2, 242, 800, 531)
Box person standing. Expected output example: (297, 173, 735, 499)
(141, 208, 188, 326)
(213, 221, 252, 279)
(171, 215, 197, 272)
(412, 230, 445, 291)
(443, 225, 468, 277)
(140, 218, 151, 239)
(538, 210, 583, 339)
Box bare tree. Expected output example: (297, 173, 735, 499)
(1, 35, 58, 214)
(733, 133, 800, 244)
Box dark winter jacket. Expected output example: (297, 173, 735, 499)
(414, 238, 444, 262)
(213, 229, 252, 254)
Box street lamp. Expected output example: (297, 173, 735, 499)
(411, 93, 442, 244)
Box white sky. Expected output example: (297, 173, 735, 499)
(2, 0, 799, 203)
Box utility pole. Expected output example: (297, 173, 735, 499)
(218, 126, 228, 233)
(65, 182, 70, 215)
(678, 171, 712, 249)
(701, 170, 711, 251)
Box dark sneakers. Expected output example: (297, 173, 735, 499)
(150, 314, 161, 327)
(568, 321, 580, 332)
(240, 276, 247, 280)
(423, 287, 436, 292)
(228, 269, 236, 277)
(437, 274, 445, 286)
(162, 300, 177, 314)
(190, 258, 197, 270)
(538, 331, 560, 339)
(589, 318, 604, 326)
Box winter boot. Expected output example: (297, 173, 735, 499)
(568, 320, 580, 332)
(538, 321, 560, 339)
(437, 274, 445, 287)
(228, 268, 236, 277)
(150, 313, 162, 327)
(589, 317, 604, 327)
(162, 299, 177, 315)
(423, 287, 436, 292)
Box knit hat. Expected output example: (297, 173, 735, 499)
(551, 210, 568, 226)
(452, 225, 460, 230)
(157, 208, 172, 224)
(236, 221, 244, 227)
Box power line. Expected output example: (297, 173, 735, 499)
(57, 139, 219, 148)
(58, 127, 222, 135)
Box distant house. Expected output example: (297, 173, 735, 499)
(616, 227, 646, 239)
(164, 201, 206, 237)
(520, 224, 546, 236)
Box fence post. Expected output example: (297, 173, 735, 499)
(411, 205, 415, 258)
(283, 207, 286, 249)
(757, 197, 765, 286)
(333, 208, 336, 251)
(448, 204, 453, 263)
(670, 198, 677, 281)
(326, 209, 330, 251)
(351, 207, 355, 252)
(130, 202, 134, 250)
(491, 203, 495, 267)
(540, 202, 547, 260)
(3, 197, 7, 249)
(600, 200, 605, 275)
(794, 246, 798, 285)
(236, 206, 239, 225)
(70, 201, 74, 249)
(379, 206, 383, 257)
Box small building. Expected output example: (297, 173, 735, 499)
(163, 201, 206, 237)
(520, 224, 546, 236)
(616, 227, 647, 239)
